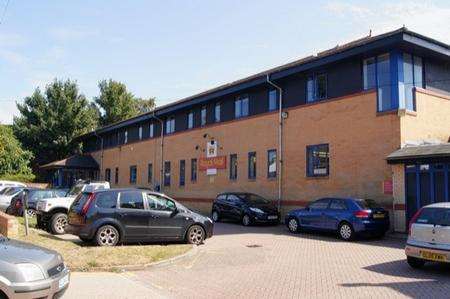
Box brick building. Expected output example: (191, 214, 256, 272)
(47, 28, 450, 232)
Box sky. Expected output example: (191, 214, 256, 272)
(0, 0, 449, 124)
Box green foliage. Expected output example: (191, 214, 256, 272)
(94, 79, 155, 126)
(0, 125, 34, 181)
(13, 79, 99, 168)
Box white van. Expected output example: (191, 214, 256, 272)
(0, 180, 26, 192)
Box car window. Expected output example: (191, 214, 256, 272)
(67, 185, 84, 196)
(119, 191, 144, 210)
(415, 208, 450, 226)
(329, 199, 347, 210)
(96, 192, 117, 209)
(227, 195, 241, 203)
(146, 194, 176, 211)
(309, 199, 329, 210)
(54, 189, 69, 197)
(29, 191, 54, 201)
(355, 199, 381, 209)
(4, 187, 22, 195)
(216, 194, 227, 201)
(237, 194, 270, 205)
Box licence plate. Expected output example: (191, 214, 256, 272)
(420, 250, 447, 262)
(268, 215, 278, 220)
(58, 274, 69, 290)
(373, 214, 385, 219)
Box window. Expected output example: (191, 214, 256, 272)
(267, 149, 277, 178)
(115, 167, 119, 184)
(164, 161, 171, 186)
(268, 89, 277, 111)
(146, 193, 176, 211)
(376, 54, 392, 111)
(148, 163, 153, 184)
(191, 158, 197, 182)
(119, 191, 144, 210)
(187, 111, 194, 129)
(165, 117, 175, 134)
(329, 199, 347, 210)
(180, 160, 185, 186)
(230, 154, 237, 180)
(105, 168, 111, 182)
(402, 53, 423, 111)
(129, 165, 137, 184)
(138, 126, 142, 140)
(96, 192, 117, 209)
(363, 57, 376, 90)
(308, 199, 330, 210)
(306, 144, 329, 177)
(235, 96, 249, 118)
(248, 152, 256, 180)
(307, 74, 327, 102)
(124, 130, 128, 144)
(149, 123, 154, 138)
(201, 106, 207, 126)
(215, 103, 221, 122)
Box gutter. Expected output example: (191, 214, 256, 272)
(266, 74, 283, 212)
(150, 111, 165, 192)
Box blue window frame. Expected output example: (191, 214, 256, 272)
(149, 123, 154, 138)
(235, 96, 249, 118)
(165, 117, 175, 134)
(306, 73, 327, 103)
(401, 53, 423, 111)
(187, 111, 194, 129)
(306, 144, 329, 177)
(267, 149, 277, 178)
(268, 89, 277, 111)
(129, 165, 137, 184)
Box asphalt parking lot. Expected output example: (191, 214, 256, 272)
(122, 222, 450, 299)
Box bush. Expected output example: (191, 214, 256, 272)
(0, 173, 35, 183)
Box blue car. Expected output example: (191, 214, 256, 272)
(285, 198, 390, 240)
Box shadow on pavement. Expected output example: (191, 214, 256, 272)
(341, 259, 450, 297)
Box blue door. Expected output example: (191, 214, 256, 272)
(323, 199, 348, 230)
(302, 199, 330, 230)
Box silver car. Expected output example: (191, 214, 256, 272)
(405, 202, 450, 268)
(0, 236, 70, 298)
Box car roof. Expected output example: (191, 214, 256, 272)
(91, 188, 165, 196)
(422, 202, 450, 209)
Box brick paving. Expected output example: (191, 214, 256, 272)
(130, 223, 450, 299)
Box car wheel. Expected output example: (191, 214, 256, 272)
(242, 214, 251, 226)
(338, 222, 354, 241)
(407, 256, 425, 269)
(50, 213, 68, 235)
(186, 225, 205, 245)
(211, 210, 220, 222)
(95, 225, 120, 246)
(0, 290, 7, 299)
(27, 209, 36, 217)
(287, 217, 299, 233)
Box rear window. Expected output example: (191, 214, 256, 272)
(96, 192, 117, 209)
(71, 193, 91, 211)
(355, 199, 381, 210)
(415, 208, 450, 226)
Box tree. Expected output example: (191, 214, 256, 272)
(13, 79, 98, 169)
(94, 79, 155, 126)
(0, 124, 34, 182)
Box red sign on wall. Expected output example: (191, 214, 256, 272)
(383, 180, 393, 195)
(199, 156, 227, 171)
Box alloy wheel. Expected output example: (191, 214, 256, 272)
(98, 226, 119, 246)
(188, 225, 204, 245)
(288, 218, 298, 232)
(339, 223, 353, 240)
(27, 209, 36, 217)
(55, 216, 67, 234)
(242, 215, 251, 226)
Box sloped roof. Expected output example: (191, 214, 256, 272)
(40, 154, 99, 170)
(387, 143, 450, 164)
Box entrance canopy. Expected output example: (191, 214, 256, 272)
(387, 143, 450, 164)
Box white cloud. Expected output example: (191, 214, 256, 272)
(50, 27, 99, 42)
(0, 99, 19, 124)
(325, 0, 450, 43)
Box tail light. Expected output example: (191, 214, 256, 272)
(81, 193, 96, 216)
(408, 208, 423, 236)
(354, 210, 370, 218)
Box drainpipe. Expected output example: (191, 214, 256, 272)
(93, 131, 104, 181)
(150, 111, 164, 193)
(266, 74, 283, 212)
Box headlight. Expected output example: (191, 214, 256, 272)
(250, 207, 264, 214)
(16, 263, 45, 282)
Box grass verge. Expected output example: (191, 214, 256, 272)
(15, 216, 192, 272)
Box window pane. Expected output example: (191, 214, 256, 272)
(150, 124, 154, 138)
(188, 112, 194, 129)
(96, 192, 117, 209)
(147, 194, 176, 211)
(309, 199, 329, 210)
(307, 144, 329, 177)
(120, 191, 144, 209)
(148, 163, 153, 184)
(201, 107, 206, 126)
(403, 53, 414, 110)
(115, 168, 119, 184)
(316, 74, 327, 100)
(230, 154, 237, 180)
(180, 160, 185, 186)
(377, 54, 392, 111)
(329, 199, 347, 210)
(307, 77, 314, 102)
(129, 166, 137, 184)
(215, 103, 221, 122)
(268, 150, 277, 178)
(269, 90, 277, 111)
(242, 97, 249, 117)
(235, 99, 241, 118)
(164, 161, 171, 186)
(191, 159, 197, 182)
(414, 56, 423, 89)
(139, 126, 142, 140)
(363, 57, 376, 90)
(248, 152, 256, 179)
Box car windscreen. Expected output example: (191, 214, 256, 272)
(67, 185, 84, 196)
(4, 187, 22, 195)
(238, 194, 270, 205)
(415, 208, 450, 226)
(355, 199, 381, 210)
(0, 187, 11, 195)
(71, 193, 91, 212)
(54, 189, 69, 197)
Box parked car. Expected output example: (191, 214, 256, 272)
(36, 180, 110, 235)
(0, 186, 25, 212)
(66, 188, 213, 246)
(405, 202, 450, 268)
(211, 192, 279, 226)
(0, 236, 70, 299)
(0, 180, 26, 193)
(6, 188, 62, 217)
(285, 198, 390, 240)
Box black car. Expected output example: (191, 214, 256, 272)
(66, 188, 213, 246)
(7, 188, 61, 217)
(211, 192, 279, 226)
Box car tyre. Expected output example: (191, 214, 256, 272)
(79, 237, 92, 243)
(338, 222, 354, 241)
(211, 210, 220, 222)
(287, 217, 299, 233)
(50, 213, 68, 235)
(26, 209, 36, 218)
(242, 214, 251, 226)
(407, 256, 425, 269)
(95, 225, 120, 247)
(186, 225, 205, 245)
